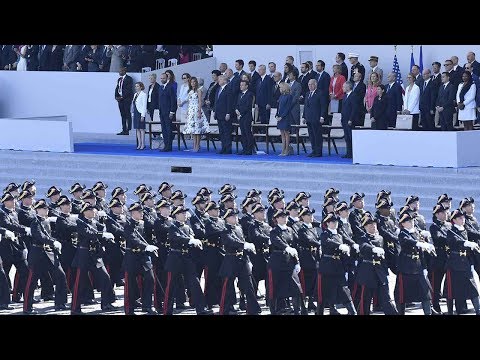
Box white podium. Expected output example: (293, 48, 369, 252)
(0, 115, 73, 152)
(352, 130, 480, 168)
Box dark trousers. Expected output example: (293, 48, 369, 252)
(240, 117, 254, 153)
(160, 112, 173, 150)
(118, 99, 132, 132)
(306, 120, 323, 155)
(124, 268, 154, 314)
(439, 110, 454, 131)
(342, 122, 353, 156)
(429, 269, 445, 309)
(204, 264, 222, 307)
(71, 265, 114, 313)
(23, 261, 67, 311)
(0, 261, 10, 305)
(411, 113, 420, 131)
(104, 244, 124, 287)
(163, 260, 206, 315)
(4, 259, 28, 301)
(218, 119, 232, 152)
(353, 282, 398, 315)
(152, 258, 165, 311)
(258, 106, 270, 124)
(421, 110, 435, 130)
(219, 272, 261, 315)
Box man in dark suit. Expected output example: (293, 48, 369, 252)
(1, 45, 16, 70)
(270, 72, 283, 109)
(315, 60, 331, 104)
(465, 51, 480, 77)
(336, 52, 349, 82)
(341, 81, 357, 159)
(147, 73, 160, 121)
(255, 65, 273, 124)
(114, 66, 134, 135)
(411, 65, 423, 87)
(435, 72, 456, 131)
(384, 72, 403, 127)
(158, 72, 178, 151)
(235, 80, 255, 155)
(419, 69, 437, 130)
(46, 45, 64, 71)
(248, 60, 261, 94)
(234, 59, 246, 78)
(302, 79, 327, 157)
(38, 45, 51, 71)
(352, 72, 367, 126)
(298, 62, 314, 105)
(444, 59, 461, 88)
(214, 75, 233, 154)
(62, 45, 81, 71)
(100, 45, 111, 72)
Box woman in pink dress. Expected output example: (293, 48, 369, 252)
(364, 72, 380, 113)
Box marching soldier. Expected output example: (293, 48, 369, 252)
(349, 192, 367, 242)
(376, 190, 397, 225)
(21, 180, 37, 197)
(405, 195, 426, 231)
(296, 191, 312, 208)
(429, 204, 451, 314)
(203, 201, 226, 309)
(23, 199, 67, 314)
(437, 193, 452, 216)
(324, 188, 340, 202)
(134, 184, 152, 200)
(123, 202, 158, 315)
(219, 193, 237, 218)
(46, 186, 62, 216)
(375, 199, 401, 274)
(352, 213, 398, 315)
(0, 192, 30, 304)
(444, 209, 480, 315)
(297, 207, 321, 312)
(163, 205, 212, 315)
(286, 200, 301, 228)
(218, 183, 237, 197)
(460, 197, 480, 273)
(69, 183, 86, 215)
(246, 189, 262, 203)
(267, 194, 285, 228)
(239, 198, 256, 239)
(0, 227, 16, 309)
(197, 187, 213, 202)
(218, 208, 261, 315)
(322, 197, 337, 226)
(104, 198, 127, 288)
(247, 203, 271, 301)
(316, 212, 356, 315)
(111, 187, 129, 214)
(92, 181, 109, 213)
(268, 209, 305, 315)
(266, 188, 284, 224)
(189, 194, 209, 278)
(395, 213, 434, 315)
(170, 190, 187, 207)
(4, 183, 21, 211)
(55, 195, 79, 293)
(157, 182, 174, 200)
(70, 202, 117, 314)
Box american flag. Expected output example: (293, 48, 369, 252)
(392, 54, 405, 94)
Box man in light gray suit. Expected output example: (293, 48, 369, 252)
(107, 45, 126, 72)
(365, 55, 383, 84)
(288, 71, 301, 125)
(63, 45, 81, 71)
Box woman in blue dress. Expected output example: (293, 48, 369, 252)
(275, 82, 294, 156)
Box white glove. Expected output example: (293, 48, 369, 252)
(4, 230, 15, 240)
(25, 227, 31, 236)
(294, 264, 301, 273)
(427, 243, 436, 252)
(53, 241, 62, 251)
(243, 242, 256, 253)
(353, 244, 360, 253)
(416, 241, 428, 250)
(339, 244, 350, 253)
(423, 269, 428, 277)
(69, 214, 79, 220)
(22, 248, 28, 260)
(145, 244, 158, 252)
(285, 246, 298, 258)
(97, 210, 107, 217)
(471, 265, 475, 273)
(102, 232, 114, 240)
(464, 241, 477, 249)
(47, 216, 57, 223)
(421, 230, 431, 238)
(188, 238, 203, 248)
(395, 228, 400, 236)
(372, 247, 384, 256)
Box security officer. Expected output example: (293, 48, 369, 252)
(123, 202, 158, 315)
(164, 205, 212, 315)
(444, 209, 480, 315)
(203, 201, 226, 309)
(92, 181, 109, 213)
(395, 213, 434, 315)
(55, 195, 79, 293)
(405, 195, 426, 231)
(267, 194, 285, 228)
(376, 190, 397, 225)
(429, 204, 451, 314)
(324, 187, 340, 202)
(352, 213, 398, 315)
(104, 198, 127, 288)
(297, 207, 321, 312)
(0, 192, 30, 304)
(247, 203, 271, 301)
(23, 199, 67, 314)
(69, 183, 86, 215)
(349, 192, 367, 242)
(317, 212, 356, 315)
(170, 190, 187, 207)
(375, 199, 401, 274)
(134, 184, 153, 200)
(268, 209, 305, 315)
(218, 208, 261, 315)
(295, 191, 312, 208)
(0, 227, 15, 309)
(157, 182, 174, 200)
(70, 202, 117, 314)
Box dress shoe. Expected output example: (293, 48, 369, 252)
(307, 302, 317, 312)
(141, 308, 158, 315)
(431, 307, 442, 315)
(198, 308, 214, 315)
(54, 304, 69, 311)
(310, 154, 322, 158)
(117, 131, 126, 135)
(341, 154, 352, 159)
(23, 309, 38, 315)
(71, 310, 84, 315)
(176, 304, 188, 310)
(11, 298, 23, 303)
(42, 295, 55, 302)
(329, 306, 341, 315)
(83, 299, 98, 305)
(307, 153, 315, 157)
(134, 299, 142, 308)
(0, 304, 14, 310)
(102, 304, 119, 311)
(115, 280, 125, 287)
(239, 300, 247, 311)
(244, 151, 253, 155)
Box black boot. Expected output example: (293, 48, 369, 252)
(345, 301, 357, 315)
(316, 304, 325, 315)
(421, 301, 432, 315)
(307, 297, 317, 312)
(447, 299, 454, 315)
(398, 303, 406, 315)
(329, 304, 340, 315)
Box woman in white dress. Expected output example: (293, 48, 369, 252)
(456, 71, 477, 131)
(402, 73, 420, 130)
(177, 73, 191, 122)
(15, 45, 27, 71)
(183, 77, 210, 152)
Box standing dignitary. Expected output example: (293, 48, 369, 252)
(115, 66, 134, 135)
(158, 72, 178, 152)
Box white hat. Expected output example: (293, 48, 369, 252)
(348, 52, 359, 59)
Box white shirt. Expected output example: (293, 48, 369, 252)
(454, 224, 465, 231)
(340, 217, 348, 224)
(148, 83, 155, 102)
(403, 83, 420, 114)
(305, 223, 313, 229)
(118, 74, 126, 96)
(329, 229, 338, 234)
(260, 74, 266, 81)
(278, 224, 288, 230)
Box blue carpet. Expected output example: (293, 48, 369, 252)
(74, 143, 352, 164)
